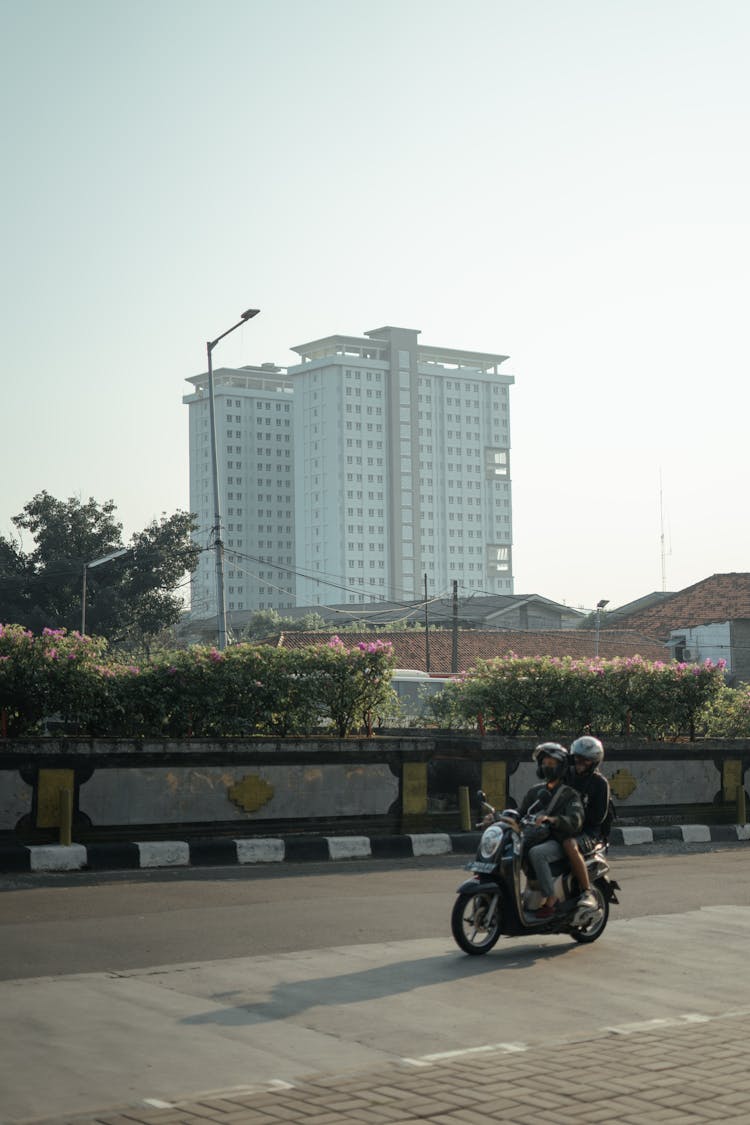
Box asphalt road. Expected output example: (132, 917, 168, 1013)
(3, 844, 750, 1122)
(2, 843, 750, 979)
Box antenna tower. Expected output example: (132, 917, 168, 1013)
(659, 469, 667, 593)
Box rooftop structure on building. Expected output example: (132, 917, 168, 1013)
(272, 592, 584, 631)
(608, 573, 750, 679)
(178, 593, 585, 647)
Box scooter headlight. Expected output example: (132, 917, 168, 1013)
(479, 824, 504, 859)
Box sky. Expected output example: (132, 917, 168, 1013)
(2, 0, 748, 613)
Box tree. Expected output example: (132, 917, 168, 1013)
(0, 492, 201, 643)
(0, 536, 30, 626)
(237, 609, 329, 641)
(116, 511, 202, 651)
(335, 618, 426, 633)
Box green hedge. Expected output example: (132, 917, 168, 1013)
(0, 626, 738, 741)
(0, 626, 396, 738)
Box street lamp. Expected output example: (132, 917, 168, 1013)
(206, 307, 260, 650)
(594, 598, 609, 658)
(81, 548, 132, 635)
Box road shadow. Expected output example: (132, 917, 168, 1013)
(182, 940, 574, 1027)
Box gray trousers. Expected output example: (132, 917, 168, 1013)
(527, 838, 564, 899)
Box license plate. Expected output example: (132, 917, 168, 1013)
(467, 861, 496, 874)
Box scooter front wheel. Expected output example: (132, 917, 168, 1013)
(451, 890, 502, 955)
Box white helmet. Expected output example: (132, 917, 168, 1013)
(570, 736, 604, 766)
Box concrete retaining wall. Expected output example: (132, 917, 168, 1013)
(0, 734, 748, 842)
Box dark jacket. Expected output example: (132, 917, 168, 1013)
(570, 769, 610, 836)
(519, 781, 583, 841)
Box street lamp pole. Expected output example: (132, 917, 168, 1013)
(81, 547, 132, 635)
(206, 308, 260, 650)
(594, 598, 609, 658)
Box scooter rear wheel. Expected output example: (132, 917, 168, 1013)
(570, 881, 609, 944)
(451, 890, 502, 955)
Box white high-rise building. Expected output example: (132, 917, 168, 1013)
(288, 326, 514, 605)
(183, 363, 296, 618)
(185, 325, 515, 620)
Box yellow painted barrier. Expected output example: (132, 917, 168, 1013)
(402, 762, 427, 815)
(481, 761, 506, 811)
(723, 759, 743, 803)
(37, 769, 75, 828)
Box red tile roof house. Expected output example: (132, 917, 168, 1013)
(607, 573, 750, 682)
(272, 627, 667, 674)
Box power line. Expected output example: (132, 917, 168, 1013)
(224, 546, 447, 608)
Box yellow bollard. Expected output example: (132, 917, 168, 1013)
(737, 784, 747, 827)
(59, 788, 73, 846)
(458, 786, 472, 832)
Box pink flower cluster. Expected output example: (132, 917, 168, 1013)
(357, 639, 394, 654)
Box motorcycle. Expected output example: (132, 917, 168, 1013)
(451, 790, 620, 954)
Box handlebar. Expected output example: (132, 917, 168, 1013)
(476, 790, 525, 832)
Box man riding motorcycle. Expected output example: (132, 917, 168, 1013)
(563, 736, 611, 908)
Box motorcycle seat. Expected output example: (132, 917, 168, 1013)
(524, 856, 570, 880)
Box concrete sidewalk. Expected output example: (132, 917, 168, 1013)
(2, 822, 750, 872)
(14, 1005, 750, 1124)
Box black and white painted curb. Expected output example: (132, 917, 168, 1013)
(2, 824, 750, 873)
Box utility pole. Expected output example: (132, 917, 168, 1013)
(424, 573, 430, 673)
(452, 579, 459, 674)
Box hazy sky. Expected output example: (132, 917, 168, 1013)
(2, 0, 748, 612)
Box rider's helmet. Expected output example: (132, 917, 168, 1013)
(532, 741, 569, 780)
(570, 735, 604, 772)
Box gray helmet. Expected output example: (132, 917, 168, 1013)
(570, 736, 604, 766)
(533, 741, 569, 780)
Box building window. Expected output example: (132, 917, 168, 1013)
(487, 545, 511, 573)
(485, 448, 509, 478)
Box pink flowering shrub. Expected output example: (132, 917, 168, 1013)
(0, 625, 397, 738)
(0, 624, 42, 735)
(314, 638, 397, 737)
(0, 624, 108, 735)
(454, 654, 728, 739)
(699, 682, 750, 738)
(0, 624, 732, 741)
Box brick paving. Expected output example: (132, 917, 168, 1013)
(14, 1010, 750, 1125)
